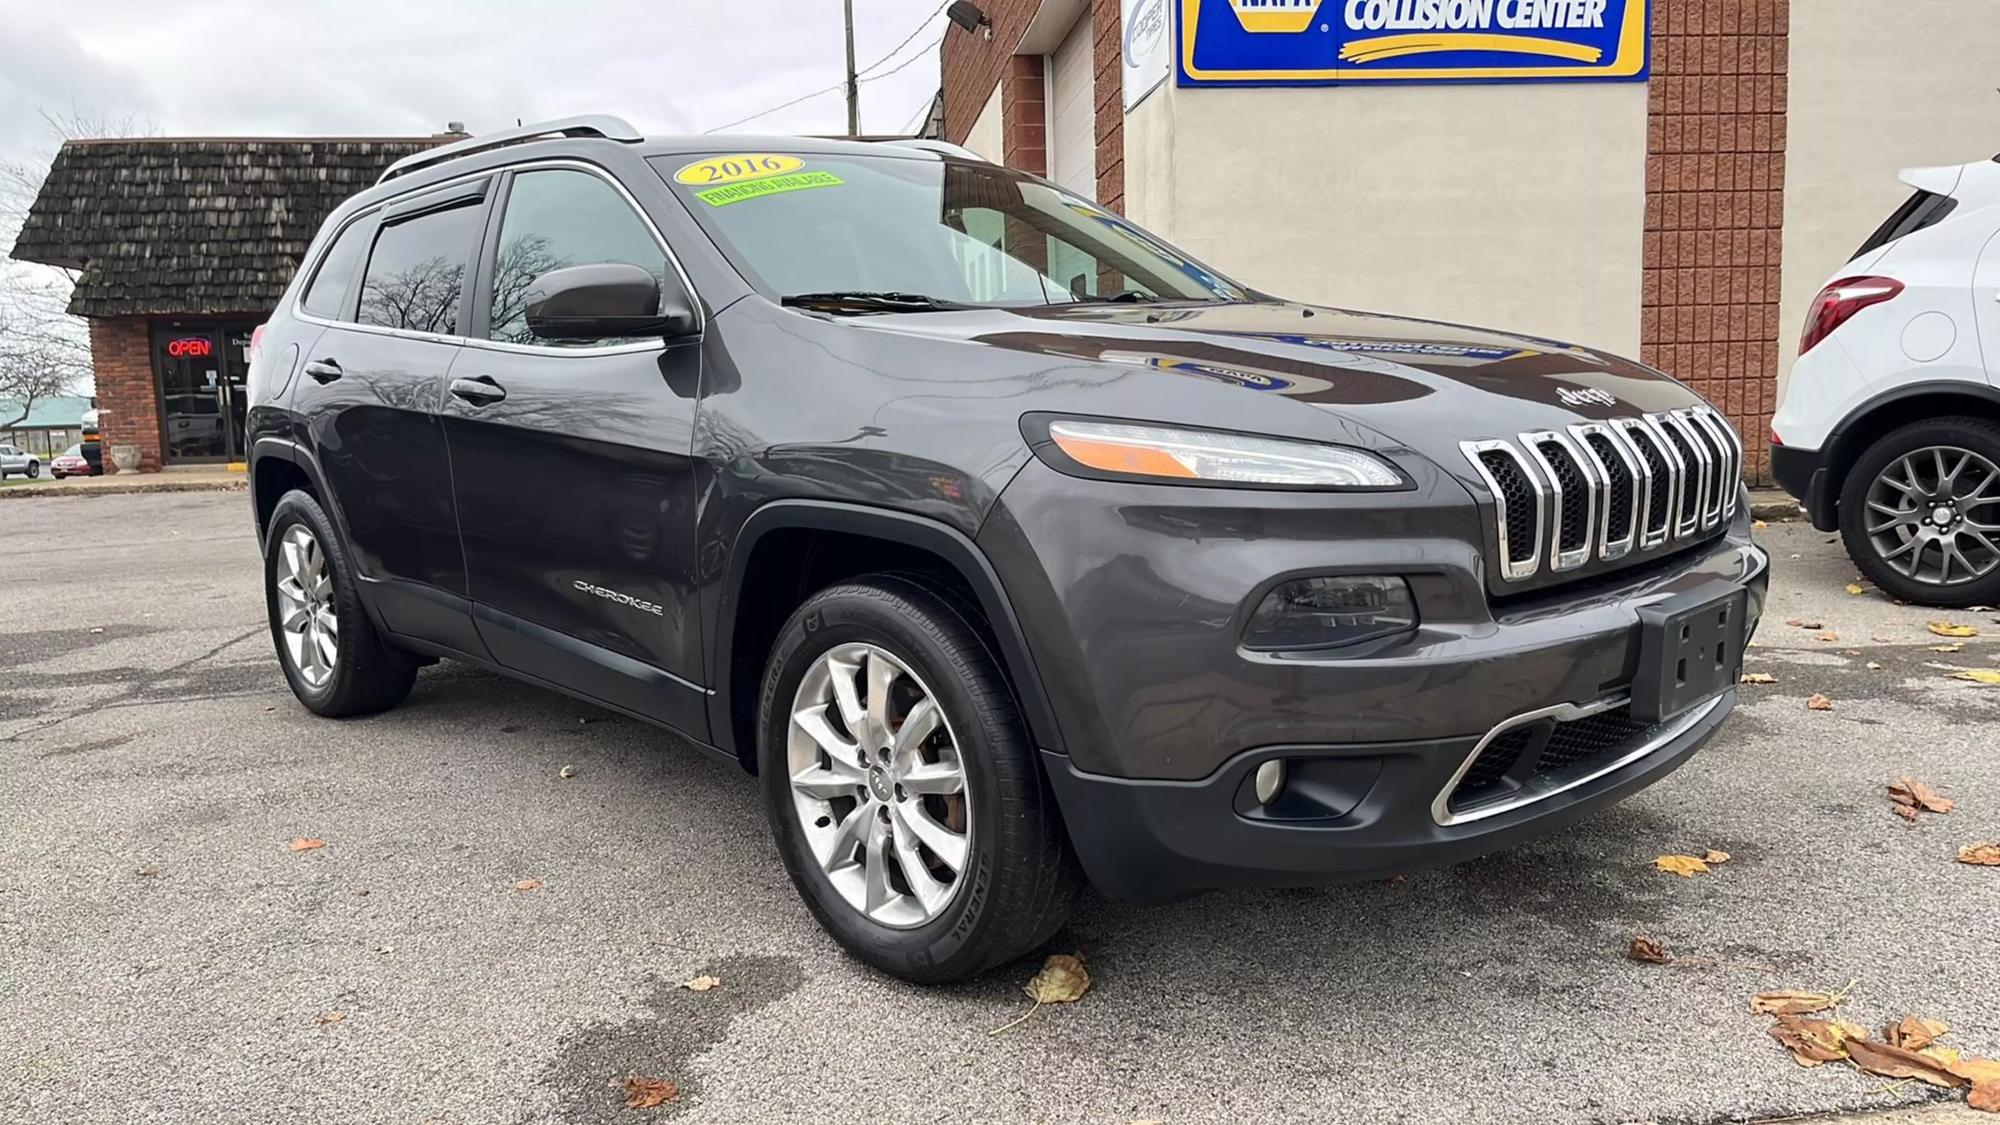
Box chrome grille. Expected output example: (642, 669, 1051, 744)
(1461, 407, 1743, 584)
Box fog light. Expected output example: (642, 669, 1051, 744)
(1243, 575, 1416, 651)
(1253, 759, 1287, 805)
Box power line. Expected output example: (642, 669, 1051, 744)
(703, 1, 950, 135)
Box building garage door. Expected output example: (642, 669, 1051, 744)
(1046, 13, 1095, 200)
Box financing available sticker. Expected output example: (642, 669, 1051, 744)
(1178, 0, 1651, 85)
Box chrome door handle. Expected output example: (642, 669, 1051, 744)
(449, 375, 507, 405)
(303, 358, 343, 383)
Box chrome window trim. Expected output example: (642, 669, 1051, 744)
(1569, 422, 1640, 562)
(1431, 692, 1726, 826)
(292, 158, 706, 355)
(1641, 412, 1700, 540)
(1462, 439, 1544, 582)
(1520, 429, 1595, 573)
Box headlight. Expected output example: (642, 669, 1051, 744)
(1243, 576, 1417, 651)
(1032, 417, 1407, 489)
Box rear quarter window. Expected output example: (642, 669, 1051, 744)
(1853, 189, 1958, 261)
(300, 217, 373, 320)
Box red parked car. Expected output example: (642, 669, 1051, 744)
(50, 444, 95, 479)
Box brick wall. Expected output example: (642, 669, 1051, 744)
(87, 316, 161, 473)
(1643, 0, 1789, 483)
(1090, 0, 1125, 210)
(941, 0, 1127, 208)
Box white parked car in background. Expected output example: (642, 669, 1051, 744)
(0, 443, 41, 480)
(1772, 155, 2000, 606)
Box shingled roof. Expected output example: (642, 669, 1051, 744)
(10, 137, 447, 318)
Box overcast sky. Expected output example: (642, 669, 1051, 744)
(0, 0, 949, 166)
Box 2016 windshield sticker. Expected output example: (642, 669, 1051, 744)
(695, 171, 844, 207)
(674, 153, 805, 186)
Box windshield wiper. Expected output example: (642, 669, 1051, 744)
(781, 291, 972, 315)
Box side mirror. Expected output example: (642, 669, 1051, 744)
(524, 263, 698, 341)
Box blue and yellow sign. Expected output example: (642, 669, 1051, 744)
(1178, 0, 1650, 86)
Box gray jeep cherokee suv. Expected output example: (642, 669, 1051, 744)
(245, 117, 1769, 982)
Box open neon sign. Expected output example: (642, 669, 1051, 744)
(166, 336, 213, 359)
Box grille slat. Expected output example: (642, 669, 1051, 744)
(1462, 407, 1740, 585)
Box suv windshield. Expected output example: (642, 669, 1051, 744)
(653, 150, 1247, 309)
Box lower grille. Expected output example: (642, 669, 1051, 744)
(1439, 697, 1717, 822)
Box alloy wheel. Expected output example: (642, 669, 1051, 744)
(1864, 445, 2000, 587)
(274, 524, 339, 688)
(786, 642, 971, 929)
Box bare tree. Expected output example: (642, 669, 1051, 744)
(0, 106, 156, 419)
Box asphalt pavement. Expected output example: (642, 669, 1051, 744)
(2, 493, 1997, 1125)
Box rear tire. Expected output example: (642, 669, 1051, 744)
(1840, 416, 2000, 608)
(24, 461, 39, 479)
(264, 490, 417, 717)
(757, 575, 1080, 983)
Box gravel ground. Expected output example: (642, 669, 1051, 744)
(2, 493, 1997, 1125)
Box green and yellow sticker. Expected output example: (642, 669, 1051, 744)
(694, 171, 844, 208)
(673, 153, 803, 186)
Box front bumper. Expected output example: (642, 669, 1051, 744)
(1047, 688, 1735, 900)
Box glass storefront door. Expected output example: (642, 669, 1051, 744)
(153, 321, 256, 463)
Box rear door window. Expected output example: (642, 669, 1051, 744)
(356, 201, 485, 335)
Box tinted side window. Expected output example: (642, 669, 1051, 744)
(357, 202, 483, 334)
(1853, 189, 1958, 261)
(488, 169, 668, 346)
(299, 216, 372, 320)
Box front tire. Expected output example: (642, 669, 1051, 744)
(264, 490, 417, 716)
(24, 461, 39, 479)
(758, 576, 1080, 983)
(1840, 417, 2000, 607)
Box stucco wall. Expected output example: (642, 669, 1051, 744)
(964, 86, 1004, 164)
(1779, 0, 2000, 394)
(1134, 82, 1650, 355)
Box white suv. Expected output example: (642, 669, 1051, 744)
(0, 443, 40, 480)
(1772, 155, 2000, 606)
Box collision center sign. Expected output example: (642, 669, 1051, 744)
(1177, 0, 1650, 86)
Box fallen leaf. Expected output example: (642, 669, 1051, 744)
(1817, 632, 1841, 643)
(514, 879, 541, 892)
(1884, 1016, 1950, 1051)
(1874, 635, 1897, 643)
(1024, 953, 1091, 1005)
(1867, 662, 1883, 670)
(1703, 849, 1732, 865)
(621, 1075, 679, 1109)
(1655, 854, 1710, 877)
(1888, 777, 1954, 815)
(1769, 1014, 1866, 1066)
(1935, 643, 1968, 654)
(1946, 1058, 2000, 1113)
(315, 1011, 345, 1026)
(289, 838, 325, 852)
(1958, 842, 2000, 866)
(1929, 622, 1980, 638)
(559, 765, 577, 779)
(1952, 669, 2000, 685)
(1845, 1037, 1967, 1088)
(135, 865, 158, 877)
(1788, 619, 1825, 630)
(1753, 520, 1769, 530)
(1627, 936, 1670, 964)
(1893, 804, 1919, 822)
(682, 975, 721, 992)
(1807, 693, 1835, 711)
(1741, 672, 1778, 685)
(1847, 584, 1867, 595)
(1752, 990, 1841, 1016)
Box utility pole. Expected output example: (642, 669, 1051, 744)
(843, 0, 860, 136)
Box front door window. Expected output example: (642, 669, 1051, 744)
(154, 323, 256, 463)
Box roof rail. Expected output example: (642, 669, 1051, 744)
(873, 138, 985, 161)
(377, 115, 643, 183)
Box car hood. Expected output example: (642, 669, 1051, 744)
(858, 298, 1712, 480)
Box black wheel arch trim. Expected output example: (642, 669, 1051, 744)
(708, 499, 1068, 765)
(1816, 381, 2000, 526)
(250, 437, 395, 640)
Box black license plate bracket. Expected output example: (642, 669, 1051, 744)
(1631, 583, 1748, 724)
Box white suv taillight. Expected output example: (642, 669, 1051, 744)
(1799, 276, 1903, 356)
